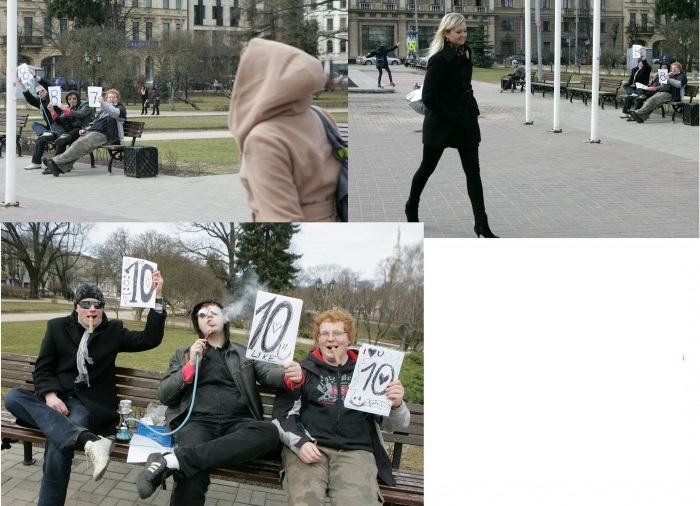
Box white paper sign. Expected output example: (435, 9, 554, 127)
(88, 86, 102, 107)
(635, 82, 648, 90)
(246, 291, 302, 364)
(344, 344, 404, 416)
(48, 86, 62, 106)
(658, 69, 668, 85)
(120, 256, 157, 308)
(632, 44, 642, 59)
(17, 63, 33, 85)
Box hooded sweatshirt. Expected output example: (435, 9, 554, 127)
(228, 38, 340, 222)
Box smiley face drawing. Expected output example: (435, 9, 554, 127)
(348, 391, 367, 408)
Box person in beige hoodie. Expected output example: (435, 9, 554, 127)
(229, 38, 341, 222)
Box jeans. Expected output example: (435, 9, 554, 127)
(4, 388, 90, 506)
(171, 418, 280, 506)
(377, 66, 393, 86)
(31, 122, 49, 137)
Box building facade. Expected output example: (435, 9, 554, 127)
(306, 0, 349, 76)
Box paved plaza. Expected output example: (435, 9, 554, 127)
(349, 65, 699, 237)
(1, 444, 289, 506)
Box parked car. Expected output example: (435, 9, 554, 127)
(508, 54, 538, 65)
(52, 77, 79, 91)
(357, 55, 401, 66)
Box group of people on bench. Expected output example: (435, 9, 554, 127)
(17, 68, 126, 176)
(620, 55, 688, 124)
(4, 277, 409, 506)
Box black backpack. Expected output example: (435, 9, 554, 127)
(312, 107, 348, 222)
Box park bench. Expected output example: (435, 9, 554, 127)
(657, 84, 698, 122)
(0, 113, 29, 158)
(566, 75, 594, 104)
(500, 72, 529, 93)
(96, 120, 146, 174)
(1, 352, 424, 505)
(597, 78, 622, 109)
(531, 72, 573, 97)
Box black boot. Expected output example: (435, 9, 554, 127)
(474, 215, 498, 238)
(405, 199, 419, 222)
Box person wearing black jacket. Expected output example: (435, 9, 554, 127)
(135, 299, 303, 504)
(367, 42, 399, 88)
(630, 61, 688, 123)
(620, 55, 651, 118)
(405, 13, 498, 237)
(16, 69, 57, 170)
(273, 309, 409, 506)
(4, 276, 166, 506)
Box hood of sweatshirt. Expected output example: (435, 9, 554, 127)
(228, 38, 326, 151)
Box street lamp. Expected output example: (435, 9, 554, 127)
(84, 52, 102, 86)
(315, 278, 336, 308)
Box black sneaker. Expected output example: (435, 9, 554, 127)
(46, 159, 64, 177)
(136, 452, 170, 499)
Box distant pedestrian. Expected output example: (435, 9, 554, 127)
(151, 86, 161, 115)
(228, 38, 342, 222)
(367, 42, 399, 88)
(404, 12, 498, 238)
(139, 84, 149, 115)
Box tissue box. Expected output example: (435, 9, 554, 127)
(137, 422, 172, 447)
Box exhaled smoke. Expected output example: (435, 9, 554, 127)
(222, 272, 267, 322)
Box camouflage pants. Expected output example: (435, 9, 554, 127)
(281, 446, 384, 506)
(51, 131, 107, 172)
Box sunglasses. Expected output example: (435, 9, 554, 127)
(77, 300, 104, 309)
(197, 308, 223, 318)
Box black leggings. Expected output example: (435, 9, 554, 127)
(408, 145, 486, 218)
(378, 65, 393, 86)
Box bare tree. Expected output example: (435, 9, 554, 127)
(1, 223, 87, 299)
(48, 223, 92, 299)
(179, 223, 238, 292)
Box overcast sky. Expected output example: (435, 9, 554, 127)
(88, 223, 423, 280)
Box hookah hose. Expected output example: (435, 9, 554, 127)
(125, 352, 202, 437)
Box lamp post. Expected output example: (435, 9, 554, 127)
(84, 52, 102, 86)
(678, 37, 692, 72)
(355, 304, 365, 343)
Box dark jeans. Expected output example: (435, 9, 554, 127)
(408, 145, 487, 219)
(171, 418, 280, 506)
(151, 101, 160, 115)
(5, 388, 90, 506)
(32, 134, 52, 164)
(141, 97, 149, 114)
(55, 129, 81, 156)
(377, 65, 393, 86)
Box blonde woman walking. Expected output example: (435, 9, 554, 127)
(405, 13, 498, 237)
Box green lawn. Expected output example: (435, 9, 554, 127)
(472, 64, 629, 85)
(1, 301, 73, 313)
(137, 112, 347, 132)
(147, 138, 240, 175)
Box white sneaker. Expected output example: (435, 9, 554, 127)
(23, 163, 42, 170)
(619, 113, 629, 118)
(40, 131, 54, 138)
(84, 437, 114, 480)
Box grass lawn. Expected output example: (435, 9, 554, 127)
(1, 301, 73, 313)
(138, 112, 347, 132)
(472, 64, 629, 85)
(146, 138, 240, 175)
(126, 92, 347, 112)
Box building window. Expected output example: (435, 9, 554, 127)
(162, 22, 170, 33)
(362, 25, 394, 54)
(214, 0, 223, 26)
(340, 17, 346, 30)
(133, 21, 140, 40)
(145, 0, 151, 7)
(641, 13, 647, 29)
(133, 0, 138, 6)
(600, 22, 606, 33)
(340, 39, 347, 52)
(563, 21, 569, 32)
(146, 21, 153, 40)
(145, 56, 153, 80)
(176, 0, 182, 8)
(163, 0, 169, 8)
(500, 0, 513, 6)
(327, 40, 334, 53)
(176, 23, 181, 31)
(230, 7, 240, 26)
(543, 21, 549, 32)
(629, 12, 636, 27)
(24, 17, 33, 37)
(501, 20, 513, 31)
(44, 17, 52, 38)
(195, 1, 205, 25)
(542, 0, 550, 8)
(327, 19, 334, 31)
(340, 0, 347, 6)
(60, 18, 68, 35)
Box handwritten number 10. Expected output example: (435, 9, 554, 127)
(249, 297, 293, 352)
(360, 362, 396, 395)
(124, 261, 154, 303)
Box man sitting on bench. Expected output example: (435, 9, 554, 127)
(629, 62, 688, 124)
(504, 59, 525, 90)
(135, 299, 303, 505)
(4, 277, 166, 505)
(273, 309, 410, 506)
(44, 88, 126, 176)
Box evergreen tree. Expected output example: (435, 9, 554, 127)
(235, 224, 301, 292)
(467, 22, 494, 68)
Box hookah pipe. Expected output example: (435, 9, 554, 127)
(123, 330, 210, 438)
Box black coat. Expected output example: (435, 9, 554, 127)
(33, 309, 167, 433)
(627, 59, 651, 86)
(421, 43, 481, 149)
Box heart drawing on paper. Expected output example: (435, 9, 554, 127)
(367, 347, 377, 357)
(272, 321, 282, 333)
(377, 372, 391, 385)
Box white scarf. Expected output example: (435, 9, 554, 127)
(75, 320, 96, 387)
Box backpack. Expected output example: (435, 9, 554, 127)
(311, 106, 348, 222)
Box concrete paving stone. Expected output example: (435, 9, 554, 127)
(5, 486, 38, 501)
(93, 478, 120, 495)
(1, 476, 23, 490)
(109, 487, 140, 500)
(71, 489, 107, 504)
(235, 488, 253, 503)
(77, 478, 104, 493)
(250, 490, 267, 505)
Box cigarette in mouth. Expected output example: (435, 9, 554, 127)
(88, 316, 94, 334)
(331, 346, 341, 364)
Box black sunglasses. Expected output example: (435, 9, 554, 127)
(77, 300, 104, 309)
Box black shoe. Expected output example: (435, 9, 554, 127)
(41, 167, 52, 175)
(474, 216, 499, 238)
(405, 200, 419, 222)
(136, 453, 170, 499)
(46, 159, 64, 177)
(629, 111, 645, 124)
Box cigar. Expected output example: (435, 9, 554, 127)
(88, 316, 94, 334)
(331, 346, 341, 365)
